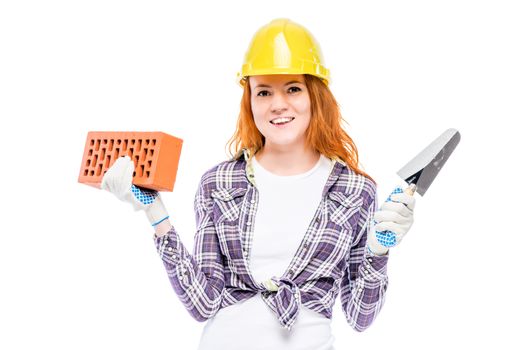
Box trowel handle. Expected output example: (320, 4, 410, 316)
(405, 183, 417, 196)
(373, 183, 416, 247)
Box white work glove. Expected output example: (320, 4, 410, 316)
(101, 156, 170, 226)
(366, 186, 416, 255)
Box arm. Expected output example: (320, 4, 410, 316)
(101, 157, 225, 321)
(339, 184, 389, 332)
(152, 174, 225, 322)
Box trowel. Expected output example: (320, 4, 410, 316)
(375, 128, 461, 247)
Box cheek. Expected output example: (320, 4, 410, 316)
(294, 92, 311, 112)
(251, 100, 268, 123)
(295, 98, 311, 119)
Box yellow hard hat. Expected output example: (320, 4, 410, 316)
(237, 18, 330, 86)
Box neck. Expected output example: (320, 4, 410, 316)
(254, 144, 320, 176)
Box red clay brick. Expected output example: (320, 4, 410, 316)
(78, 131, 183, 191)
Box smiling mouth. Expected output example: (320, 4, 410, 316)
(270, 117, 295, 125)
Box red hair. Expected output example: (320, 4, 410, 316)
(225, 74, 375, 184)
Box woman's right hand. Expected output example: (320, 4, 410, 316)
(101, 156, 170, 227)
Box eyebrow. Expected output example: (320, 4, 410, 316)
(253, 80, 303, 89)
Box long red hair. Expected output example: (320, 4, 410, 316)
(225, 74, 375, 184)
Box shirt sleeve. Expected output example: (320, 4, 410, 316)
(152, 173, 225, 322)
(339, 182, 389, 332)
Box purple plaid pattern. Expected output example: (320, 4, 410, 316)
(153, 149, 389, 332)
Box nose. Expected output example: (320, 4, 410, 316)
(270, 91, 289, 114)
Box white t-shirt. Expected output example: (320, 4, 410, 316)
(197, 153, 336, 350)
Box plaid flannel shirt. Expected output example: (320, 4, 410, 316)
(154, 148, 389, 332)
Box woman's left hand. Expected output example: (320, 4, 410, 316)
(366, 186, 416, 255)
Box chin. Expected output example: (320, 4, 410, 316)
(266, 137, 304, 148)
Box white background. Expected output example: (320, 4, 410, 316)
(1, 1, 522, 349)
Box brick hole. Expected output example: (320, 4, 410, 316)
(131, 139, 136, 145)
(84, 169, 88, 176)
(103, 139, 107, 144)
(115, 148, 120, 157)
(90, 170, 94, 176)
(141, 149, 147, 162)
(86, 158, 91, 167)
(134, 155, 139, 167)
(149, 149, 154, 157)
(145, 139, 150, 145)
(93, 154, 98, 166)
(108, 139, 114, 151)
(100, 148, 105, 161)
(152, 139, 156, 146)
(123, 140, 128, 151)
(139, 164, 145, 177)
(96, 163, 103, 176)
(147, 160, 152, 168)
(105, 155, 111, 168)
(137, 139, 142, 152)
(133, 170, 136, 177)
(146, 170, 150, 178)
(95, 139, 101, 151)
(90, 139, 94, 146)
(88, 149, 93, 156)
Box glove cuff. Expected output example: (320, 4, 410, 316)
(145, 196, 170, 226)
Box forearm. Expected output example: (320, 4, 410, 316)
(355, 260, 388, 329)
(153, 226, 224, 321)
(342, 253, 389, 332)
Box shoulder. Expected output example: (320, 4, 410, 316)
(197, 158, 249, 194)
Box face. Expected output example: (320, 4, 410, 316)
(249, 74, 311, 151)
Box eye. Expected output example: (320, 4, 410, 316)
(288, 86, 301, 93)
(256, 90, 270, 97)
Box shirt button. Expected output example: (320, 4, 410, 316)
(367, 258, 372, 262)
(250, 199, 255, 204)
(168, 247, 173, 251)
(247, 222, 251, 226)
(289, 269, 294, 275)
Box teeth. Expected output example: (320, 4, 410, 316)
(271, 117, 294, 124)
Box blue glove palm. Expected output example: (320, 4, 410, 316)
(131, 185, 158, 206)
(374, 187, 405, 247)
(367, 185, 416, 255)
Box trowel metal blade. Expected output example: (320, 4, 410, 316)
(397, 128, 461, 196)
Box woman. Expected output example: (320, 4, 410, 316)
(101, 18, 416, 350)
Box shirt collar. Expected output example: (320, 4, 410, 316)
(240, 148, 346, 189)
